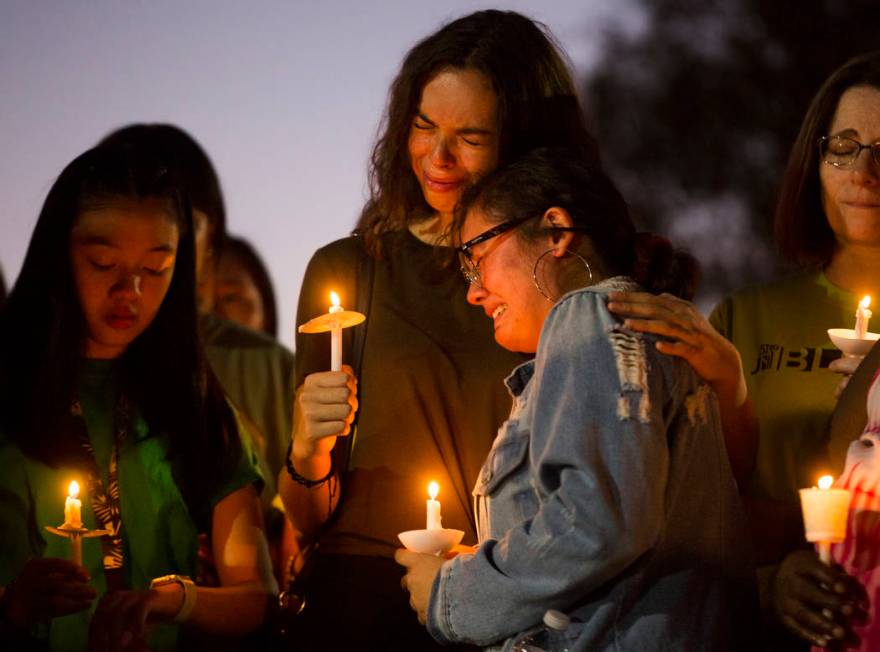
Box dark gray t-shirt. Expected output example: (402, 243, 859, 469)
(295, 230, 526, 557)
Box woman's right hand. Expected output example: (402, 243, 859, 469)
(3, 558, 96, 627)
(606, 292, 744, 400)
(291, 365, 358, 467)
(774, 549, 868, 648)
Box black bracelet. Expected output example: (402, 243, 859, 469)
(285, 441, 335, 488)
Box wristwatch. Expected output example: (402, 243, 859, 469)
(149, 574, 196, 623)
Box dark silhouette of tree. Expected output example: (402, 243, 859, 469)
(582, 0, 878, 305)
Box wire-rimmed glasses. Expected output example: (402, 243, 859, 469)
(819, 135, 880, 168)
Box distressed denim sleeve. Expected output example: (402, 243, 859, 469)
(427, 291, 670, 646)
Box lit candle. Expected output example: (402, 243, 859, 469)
(298, 292, 365, 370)
(855, 295, 872, 339)
(426, 481, 442, 530)
(64, 480, 83, 566)
(799, 474, 851, 564)
(329, 291, 343, 372)
(64, 480, 82, 529)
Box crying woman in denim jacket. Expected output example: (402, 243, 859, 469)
(396, 148, 758, 651)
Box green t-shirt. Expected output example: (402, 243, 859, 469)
(0, 359, 262, 651)
(202, 312, 295, 504)
(709, 271, 854, 504)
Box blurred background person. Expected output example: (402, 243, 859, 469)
(213, 234, 278, 337)
(100, 124, 296, 587)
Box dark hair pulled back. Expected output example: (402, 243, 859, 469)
(457, 148, 700, 299)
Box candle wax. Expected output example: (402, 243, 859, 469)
(427, 499, 442, 530)
(64, 482, 82, 529)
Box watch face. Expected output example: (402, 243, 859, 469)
(150, 574, 192, 588)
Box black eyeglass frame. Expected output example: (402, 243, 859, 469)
(818, 135, 880, 168)
(458, 215, 536, 263)
(457, 213, 587, 286)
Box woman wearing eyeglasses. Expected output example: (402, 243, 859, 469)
(395, 147, 756, 650)
(605, 51, 880, 648)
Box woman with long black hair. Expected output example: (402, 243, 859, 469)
(0, 140, 275, 649)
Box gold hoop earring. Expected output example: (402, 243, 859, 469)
(532, 248, 593, 302)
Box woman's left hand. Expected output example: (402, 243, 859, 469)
(394, 549, 445, 624)
(88, 589, 157, 651)
(606, 291, 744, 399)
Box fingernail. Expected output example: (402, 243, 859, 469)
(822, 608, 833, 620)
(841, 604, 854, 616)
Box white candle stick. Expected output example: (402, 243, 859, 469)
(427, 481, 442, 530)
(329, 292, 343, 372)
(855, 295, 872, 339)
(69, 533, 83, 566)
(799, 475, 851, 565)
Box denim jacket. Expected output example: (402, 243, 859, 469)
(426, 279, 756, 651)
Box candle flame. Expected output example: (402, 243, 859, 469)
(861, 295, 871, 310)
(818, 475, 834, 490)
(330, 291, 341, 309)
(68, 480, 80, 499)
(428, 481, 439, 500)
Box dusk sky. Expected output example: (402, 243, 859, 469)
(1, 1, 640, 348)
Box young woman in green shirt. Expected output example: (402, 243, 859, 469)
(0, 140, 276, 649)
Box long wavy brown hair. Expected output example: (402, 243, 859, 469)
(356, 9, 597, 256)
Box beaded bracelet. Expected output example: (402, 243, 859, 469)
(284, 441, 335, 488)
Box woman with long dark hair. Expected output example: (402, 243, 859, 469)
(0, 141, 275, 649)
(279, 9, 595, 650)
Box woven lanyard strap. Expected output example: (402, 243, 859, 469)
(70, 396, 127, 570)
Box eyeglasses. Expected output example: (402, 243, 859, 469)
(458, 215, 535, 287)
(819, 135, 880, 168)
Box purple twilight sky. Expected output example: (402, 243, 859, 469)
(1, 1, 642, 348)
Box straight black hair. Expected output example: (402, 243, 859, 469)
(0, 141, 241, 522)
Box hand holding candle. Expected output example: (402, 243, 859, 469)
(799, 474, 851, 564)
